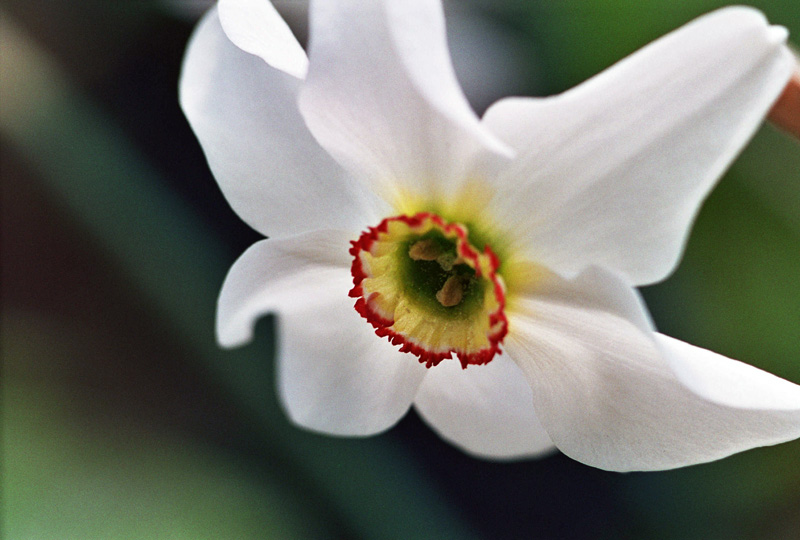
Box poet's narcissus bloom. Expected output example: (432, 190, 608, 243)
(180, 0, 800, 471)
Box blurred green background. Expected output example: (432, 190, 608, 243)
(1, 1, 798, 539)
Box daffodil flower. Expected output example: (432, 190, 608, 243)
(180, 0, 800, 471)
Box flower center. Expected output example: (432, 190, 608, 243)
(349, 213, 507, 368)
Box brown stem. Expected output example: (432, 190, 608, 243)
(768, 65, 800, 140)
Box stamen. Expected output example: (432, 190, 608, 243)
(436, 275, 467, 307)
(408, 239, 442, 261)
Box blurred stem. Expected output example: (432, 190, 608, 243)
(0, 13, 479, 540)
(767, 64, 800, 140)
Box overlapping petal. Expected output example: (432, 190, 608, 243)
(298, 0, 512, 204)
(414, 354, 556, 460)
(217, 231, 428, 435)
(218, 0, 308, 78)
(179, 7, 386, 238)
(505, 266, 800, 471)
(483, 7, 794, 286)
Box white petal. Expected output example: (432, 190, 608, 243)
(656, 334, 800, 412)
(179, 8, 385, 238)
(505, 266, 800, 471)
(414, 354, 556, 460)
(218, 0, 308, 78)
(298, 0, 511, 203)
(483, 7, 794, 286)
(217, 229, 351, 347)
(218, 231, 428, 435)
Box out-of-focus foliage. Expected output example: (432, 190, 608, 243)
(5, 317, 332, 540)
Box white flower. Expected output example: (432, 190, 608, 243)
(180, 0, 800, 471)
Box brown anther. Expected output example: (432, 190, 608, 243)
(436, 275, 466, 307)
(409, 239, 442, 261)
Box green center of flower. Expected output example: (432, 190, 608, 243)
(349, 213, 507, 368)
(404, 233, 484, 311)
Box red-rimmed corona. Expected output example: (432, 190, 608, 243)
(349, 213, 508, 368)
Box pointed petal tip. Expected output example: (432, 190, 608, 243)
(709, 6, 789, 49)
(767, 25, 789, 46)
(218, 0, 308, 79)
(656, 334, 800, 413)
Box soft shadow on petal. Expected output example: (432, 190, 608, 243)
(298, 0, 511, 204)
(179, 8, 386, 238)
(483, 7, 794, 286)
(218, 231, 428, 435)
(505, 266, 800, 471)
(414, 354, 556, 460)
(218, 0, 308, 78)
